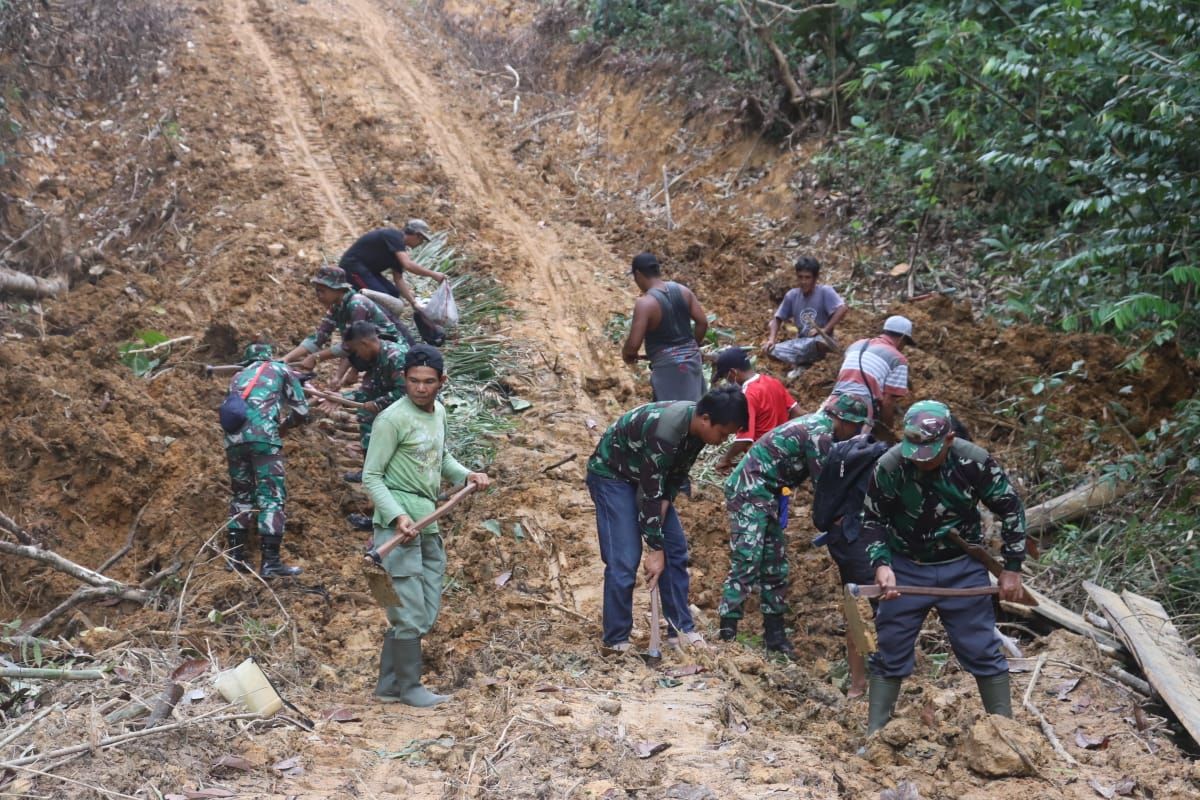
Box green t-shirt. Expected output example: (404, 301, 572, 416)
(362, 396, 470, 530)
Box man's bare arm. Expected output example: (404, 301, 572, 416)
(823, 304, 849, 335)
(687, 288, 709, 345)
(396, 251, 447, 282)
(622, 296, 653, 364)
(717, 440, 752, 471)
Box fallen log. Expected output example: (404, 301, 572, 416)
(1084, 581, 1200, 746)
(0, 265, 68, 298)
(1026, 477, 1130, 535)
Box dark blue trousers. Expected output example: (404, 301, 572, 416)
(587, 473, 694, 646)
(341, 258, 399, 297)
(869, 554, 1007, 678)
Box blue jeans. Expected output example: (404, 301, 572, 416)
(587, 473, 694, 646)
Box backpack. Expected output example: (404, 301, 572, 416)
(219, 361, 270, 434)
(812, 435, 888, 539)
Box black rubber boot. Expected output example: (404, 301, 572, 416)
(762, 614, 797, 660)
(347, 512, 373, 532)
(718, 617, 739, 642)
(375, 636, 405, 702)
(868, 675, 903, 734)
(224, 532, 254, 573)
(343, 470, 363, 484)
(976, 672, 1013, 717)
(392, 638, 449, 707)
(259, 535, 302, 578)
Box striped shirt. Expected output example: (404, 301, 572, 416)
(832, 336, 909, 403)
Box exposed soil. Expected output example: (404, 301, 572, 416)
(0, 0, 1197, 798)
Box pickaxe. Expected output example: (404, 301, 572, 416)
(846, 583, 1000, 599)
(362, 484, 478, 607)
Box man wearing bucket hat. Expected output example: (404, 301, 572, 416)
(718, 393, 869, 658)
(824, 315, 913, 439)
(338, 220, 448, 310)
(221, 343, 310, 578)
(860, 399, 1028, 734)
(282, 265, 405, 369)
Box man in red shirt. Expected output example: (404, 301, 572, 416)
(712, 347, 800, 472)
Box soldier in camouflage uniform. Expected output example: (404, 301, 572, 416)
(861, 399, 1027, 734)
(586, 387, 749, 653)
(282, 265, 407, 370)
(223, 343, 310, 578)
(334, 321, 409, 529)
(718, 394, 869, 657)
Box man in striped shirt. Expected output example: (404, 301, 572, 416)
(825, 315, 913, 439)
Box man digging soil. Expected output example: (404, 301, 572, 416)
(362, 344, 491, 707)
(221, 343, 310, 578)
(862, 400, 1027, 733)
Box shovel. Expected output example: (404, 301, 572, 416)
(641, 587, 663, 666)
(362, 484, 478, 607)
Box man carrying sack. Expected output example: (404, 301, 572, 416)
(221, 343, 309, 578)
(861, 400, 1028, 734)
(361, 344, 491, 707)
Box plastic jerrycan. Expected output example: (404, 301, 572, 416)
(214, 658, 284, 717)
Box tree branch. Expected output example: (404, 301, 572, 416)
(0, 539, 126, 589)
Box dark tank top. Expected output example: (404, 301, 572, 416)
(644, 282, 694, 355)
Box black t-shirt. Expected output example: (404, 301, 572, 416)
(339, 228, 407, 277)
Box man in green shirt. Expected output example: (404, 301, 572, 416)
(362, 344, 490, 707)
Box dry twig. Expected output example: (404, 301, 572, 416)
(1022, 653, 1079, 767)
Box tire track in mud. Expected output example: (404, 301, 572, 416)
(226, 0, 360, 245)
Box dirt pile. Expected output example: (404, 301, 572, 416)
(0, 0, 1196, 797)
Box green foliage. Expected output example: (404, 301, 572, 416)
(117, 329, 169, 377)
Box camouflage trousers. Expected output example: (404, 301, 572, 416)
(226, 442, 287, 538)
(356, 408, 377, 451)
(718, 495, 789, 619)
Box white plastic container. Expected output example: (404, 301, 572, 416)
(214, 658, 284, 717)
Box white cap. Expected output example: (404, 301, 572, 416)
(882, 315, 915, 344)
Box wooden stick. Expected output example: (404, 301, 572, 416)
(22, 584, 150, 638)
(662, 165, 673, 230)
(1021, 653, 1079, 767)
(98, 495, 154, 574)
(1107, 665, 1152, 696)
(305, 386, 367, 409)
(367, 484, 478, 564)
(143, 682, 184, 729)
(0, 666, 109, 681)
(0, 540, 129, 589)
(120, 335, 194, 356)
(540, 452, 577, 473)
(0, 711, 261, 768)
(0, 703, 60, 749)
(0, 510, 36, 545)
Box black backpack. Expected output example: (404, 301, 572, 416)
(812, 435, 888, 536)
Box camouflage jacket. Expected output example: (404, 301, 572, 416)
(223, 360, 309, 448)
(351, 339, 409, 408)
(862, 438, 1027, 570)
(301, 291, 401, 355)
(725, 411, 834, 508)
(587, 402, 704, 549)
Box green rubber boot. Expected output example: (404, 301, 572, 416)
(976, 672, 1013, 717)
(374, 636, 405, 702)
(393, 637, 449, 708)
(867, 676, 903, 734)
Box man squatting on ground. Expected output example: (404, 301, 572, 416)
(862, 400, 1027, 733)
(587, 387, 749, 653)
(362, 344, 491, 707)
(281, 265, 405, 375)
(337, 220, 448, 309)
(223, 343, 309, 578)
(824, 315, 913, 439)
(710, 346, 800, 473)
(718, 394, 870, 658)
(622, 252, 709, 402)
(762, 256, 847, 377)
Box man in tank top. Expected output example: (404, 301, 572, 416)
(621, 252, 709, 401)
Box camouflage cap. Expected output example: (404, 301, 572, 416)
(310, 265, 351, 290)
(403, 219, 434, 241)
(826, 393, 869, 424)
(900, 400, 953, 462)
(241, 343, 275, 365)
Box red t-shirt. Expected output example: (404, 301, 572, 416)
(737, 373, 798, 443)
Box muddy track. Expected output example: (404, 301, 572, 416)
(226, 0, 361, 243)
